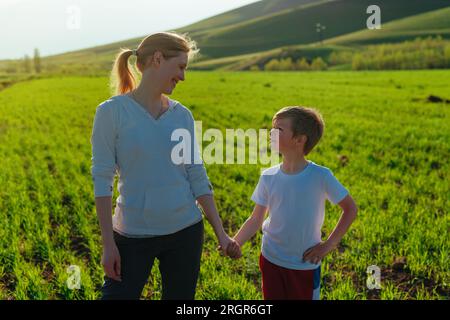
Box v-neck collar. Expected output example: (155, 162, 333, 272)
(122, 94, 176, 122)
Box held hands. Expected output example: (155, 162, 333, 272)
(226, 238, 242, 259)
(217, 234, 242, 259)
(303, 240, 334, 265)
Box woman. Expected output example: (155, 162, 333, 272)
(90, 32, 240, 300)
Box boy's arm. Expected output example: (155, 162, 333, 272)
(326, 194, 358, 248)
(234, 204, 268, 247)
(303, 194, 358, 264)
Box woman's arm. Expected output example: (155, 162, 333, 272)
(95, 196, 114, 248)
(196, 194, 240, 257)
(95, 196, 122, 281)
(91, 102, 122, 280)
(183, 111, 240, 257)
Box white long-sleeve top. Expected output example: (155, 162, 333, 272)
(90, 94, 213, 236)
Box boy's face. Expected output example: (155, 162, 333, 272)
(271, 117, 306, 155)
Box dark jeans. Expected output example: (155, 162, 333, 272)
(100, 219, 204, 300)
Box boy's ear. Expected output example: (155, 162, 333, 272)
(302, 135, 308, 145)
(295, 134, 307, 146)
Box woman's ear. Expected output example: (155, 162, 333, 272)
(153, 51, 164, 67)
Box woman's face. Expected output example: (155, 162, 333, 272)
(147, 51, 188, 95)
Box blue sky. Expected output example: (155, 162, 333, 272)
(0, 0, 260, 59)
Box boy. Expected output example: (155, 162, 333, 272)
(227, 106, 357, 300)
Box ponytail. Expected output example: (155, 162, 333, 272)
(110, 49, 136, 95)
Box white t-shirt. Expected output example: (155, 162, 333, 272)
(251, 160, 349, 270)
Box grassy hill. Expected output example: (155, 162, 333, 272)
(187, 0, 450, 59)
(1, 0, 450, 75)
(325, 6, 450, 46)
(177, 0, 319, 34)
(40, 0, 450, 67)
(190, 5, 450, 71)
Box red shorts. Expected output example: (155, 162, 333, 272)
(259, 253, 321, 300)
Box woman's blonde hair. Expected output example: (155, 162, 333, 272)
(110, 31, 199, 95)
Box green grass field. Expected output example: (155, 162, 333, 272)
(0, 70, 448, 299)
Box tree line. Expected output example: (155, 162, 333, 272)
(256, 36, 450, 71)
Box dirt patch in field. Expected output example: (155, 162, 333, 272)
(413, 95, 450, 104)
(326, 257, 448, 299)
(0, 272, 17, 300)
(69, 235, 92, 262)
(426, 95, 450, 104)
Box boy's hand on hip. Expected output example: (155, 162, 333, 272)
(303, 241, 333, 265)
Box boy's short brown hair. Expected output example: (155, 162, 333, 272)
(273, 106, 324, 155)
